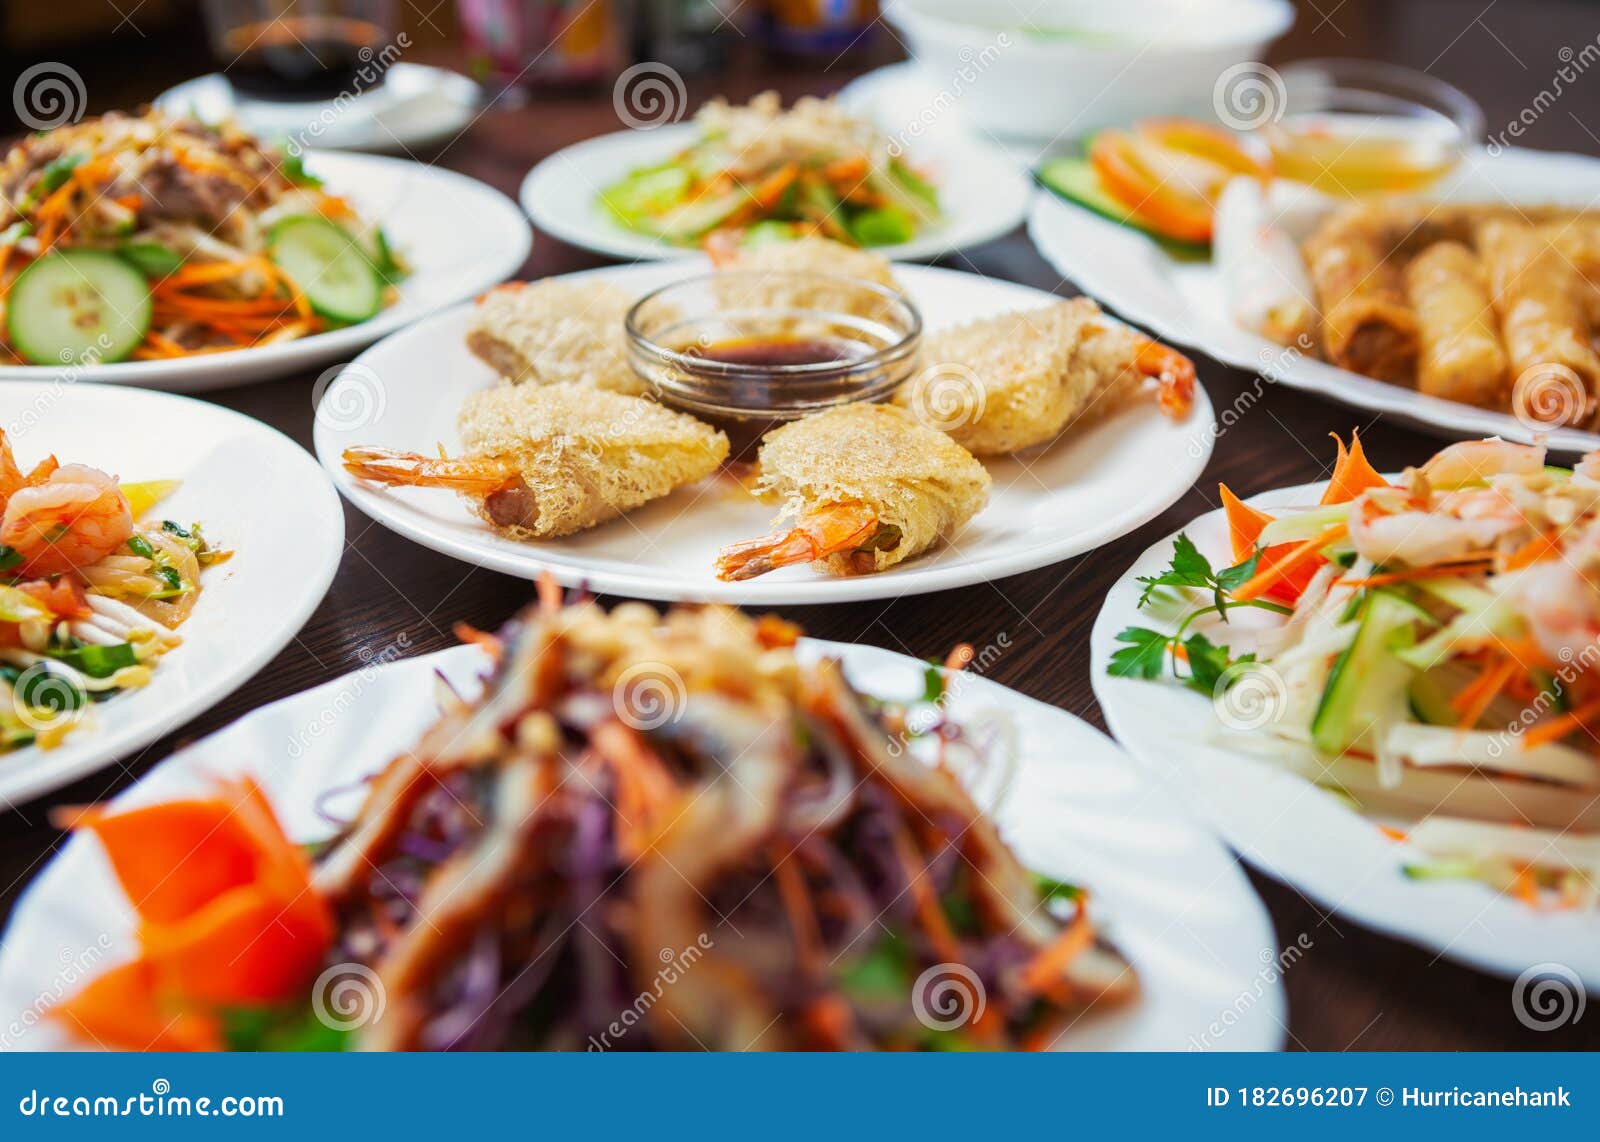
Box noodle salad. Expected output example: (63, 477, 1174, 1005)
(0, 110, 405, 365)
(0, 429, 225, 750)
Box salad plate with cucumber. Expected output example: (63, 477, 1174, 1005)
(0, 111, 529, 392)
(518, 93, 1032, 263)
(1090, 432, 1600, 985)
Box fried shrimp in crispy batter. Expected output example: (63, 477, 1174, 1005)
(344, 383, 727, 539)
(466, 279, 644, 394)
(894, 299, 1195, 457)
(716, 403, 989, 580)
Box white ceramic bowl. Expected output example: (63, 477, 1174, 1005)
(883, 0, 1294, 141)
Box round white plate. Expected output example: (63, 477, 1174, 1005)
(154, 64, 482, 154)
(837, 62, 1059, 170)
(0, 636, 1283, 1051)
(314, 260, 1216, 605)
(1029, 146, 1600, 454)
(518, 122, 1033, 263)
(0, 151, 530, 393)
(1090, 479, 1600, 986)
(0, 382, 343, 807)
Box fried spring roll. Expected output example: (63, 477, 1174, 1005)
(1402, 241, 1508, 405)
(1302, 207, 1419, 382)
(1476, 218, 1600, 418)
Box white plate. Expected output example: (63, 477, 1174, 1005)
(314, 260, 1216, 605)
(518, 123, 1033, 263)
(154, 64, 482, 154)
(1029, 146, 1600, 454)
(0, 382, 343, 807)
(0, 637, 1283, 1051)
(0, 152, 530, 393)
(1090, 480, 1600, 986)
(837, 62, 1054, 170)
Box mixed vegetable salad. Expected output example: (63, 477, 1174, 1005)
(600, 92, 941, 250)
(1112, 433, 1600, 907)
(0, 110, 405, 365)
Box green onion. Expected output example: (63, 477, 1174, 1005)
(52, 642, 138, 679)
(126, 535, 155, 559)
(117, 242, 186, 279)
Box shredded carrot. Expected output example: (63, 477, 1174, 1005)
(1504, 528, 1562, 571)
(1378, 825, 1409, 842)
(1018, 904, 1094, 996)
(770, 845, 824, 979)
(536, 570, 562, 616)
(888, 822, 961, 963)
(1520, 694, 1600, 750)
(822, 155, 869, 182)
(1512, 864, 1540, 907)
(1339, 559, 1494, 589)
(1454, 656, 1517, 729)
(451, 621, 503, 664)
(1229, 524, 1347, 601)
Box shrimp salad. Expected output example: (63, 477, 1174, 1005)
(0, 430, 224, 751)
(1112, 433, 1600, 907)
(0, 109, 405, 366)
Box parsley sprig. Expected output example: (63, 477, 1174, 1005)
(1109, 532, 1292, 695)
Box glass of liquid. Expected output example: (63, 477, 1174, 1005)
(1260, 58, 1484, 196)
(204, 0, 401, 103)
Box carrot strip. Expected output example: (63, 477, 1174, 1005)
(1520, 694, 1600, 750)
(1455, 656, 1517, 729)
(1504, 528, 1562, 571)
(1018, 905, 1094, 996)
(1340, 560, 1494, 589)
(1219, 483, 1273, 563)
(1321, 430, 1389, 504)
(1229, 524, 1347, 601)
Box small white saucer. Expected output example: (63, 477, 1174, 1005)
(154, 62, 481, 153)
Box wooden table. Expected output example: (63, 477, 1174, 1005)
(4, 0, 1598, 1051)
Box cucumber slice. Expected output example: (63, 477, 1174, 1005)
(1035, 157, 1211, 261)
(6, 250, 152, 365)
(268, 215, 382, 324)
(1311, 590, 1420, 755)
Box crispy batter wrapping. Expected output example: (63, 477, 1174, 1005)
(467, 279, 644, 393)
(1403, 241, 1508, 405)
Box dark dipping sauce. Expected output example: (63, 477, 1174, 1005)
(674, 335, 874, 461)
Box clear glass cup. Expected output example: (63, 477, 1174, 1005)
(626, 271, 922, 462)
(203, 0, 401, 103)
(1259, 58, 1484, 195)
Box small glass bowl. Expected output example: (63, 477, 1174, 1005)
(1259, 58, 1484, 195)
(625, 271, 922, 462)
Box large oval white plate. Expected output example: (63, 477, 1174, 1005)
(1029, 146, 1600, 454)
(519, 123, 1033, 263)
(0, 383, 343, 807)
(0, 152, 530, 393)
(1090, 480, 1600, 986)
(0, 637, 1283, 1051)
(313, 260, 1216, 605)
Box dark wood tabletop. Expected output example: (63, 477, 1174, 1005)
(3, 0, 1599, 1051)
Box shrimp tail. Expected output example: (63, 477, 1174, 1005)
(716, 502, 884, 581)
(342, 447, 518, 495)
(1132, 338, 1196, 420)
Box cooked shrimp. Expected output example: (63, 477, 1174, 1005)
(715, 501, 889, 580)
(1, 464, 134, 576)
(1420, 438, 1545, 489)
(1131, 336, 1197, 419)
(342, 447, 540, 531)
